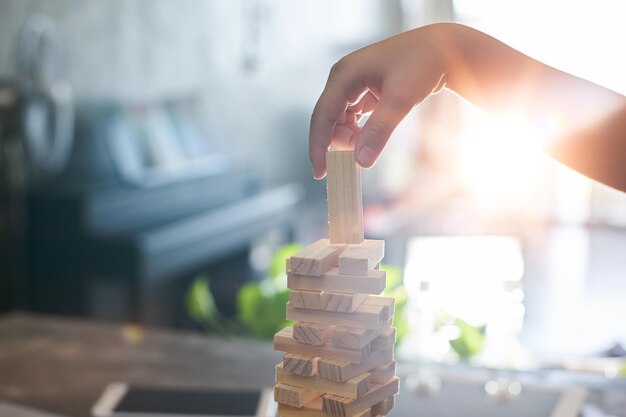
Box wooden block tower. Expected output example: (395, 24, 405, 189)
(274, 150, 399, 417)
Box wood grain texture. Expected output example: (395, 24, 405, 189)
(293, 322, 332, 346)
(278, 399, 372, 417)
(364, 296, 395, 320)
(286, 296, 394, 330)
(274, 382, 321, 408)
(370, 327, 396, 352)
(290, 290, 323, 310)
(317, 349, 394, 383)
(274, 327, 369, 363)
(338, 240, 385, 276)
(372, 395, 395, 416)
(369, 361, 396, 385)
(321, 292, 368, 313)
(283, 353, 318, 376)
(290, 239, 347, 276)
(331, 327, 380, 350)
(326, 151, 364, 244)
(288, 268, 385, 295)
(276, 363, 370, 400)
(322, 377, 399, 417)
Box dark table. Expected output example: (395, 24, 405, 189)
(3, 312, 620, 417)
(0, 312, 281, 417)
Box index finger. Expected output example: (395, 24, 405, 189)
(309, 61, 367, 179)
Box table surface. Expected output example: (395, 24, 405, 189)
(0, 312, 281, 417)
(3, 313, 622, 417)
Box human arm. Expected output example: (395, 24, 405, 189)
(309, 22, 626, 192)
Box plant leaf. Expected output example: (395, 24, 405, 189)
(449, 319, 485, 360)
(186, 276, 218, 324)
(380, 264, 402, 289)
(269, 243, 302, 279)
(236, 280, 291, 339)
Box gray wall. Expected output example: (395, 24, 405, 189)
(0, 0, 405, 186)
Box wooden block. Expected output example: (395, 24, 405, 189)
(288, 268, 385, 295)
(274, 383, 321, 408)
(275, 327, 369, 363)
(370, 327, 396, 351)
(354, 408, 372, 417)
(331, 327, 380, 350)
(278, 399, 372, 417)
(293, 322, 331, 346)
(290, 239, 346, 276)
(322, 292, 368, 313)
(326, 150, 364, 245)
(322, 377, 400, 417)
(278, 400, 325, 417)
(283, 353, 317, 376)
(365, 296, 395, 318)
(276, 363, 370, 400)
(338, 240, 385, 276)
(286, 296, 394, 330)
(372, 395, 395, 416)
(290, 290, 323, 310)
(369, 361, 396, 384)
(318, 348, 394, 383)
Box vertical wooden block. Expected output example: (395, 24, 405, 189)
(293, 322, 332, 346)
(326, 151, 364, 244)
(322, 377, 399, 417)
(321, 292, 368, 313)
(338, 240, 385, 276)
(363, 296, 395, 321)
(290, 290, 323, 310)
(369, 361, 396, 384)
(274, 383, 321, 408)
(331, 327, 379, 350)
(372, 395, 395, 416)
(370, 327, 396, 351)
(283, 353, 318, 376)
(290, 239, 347, 276)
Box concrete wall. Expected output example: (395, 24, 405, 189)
(0, 0, 404, 187)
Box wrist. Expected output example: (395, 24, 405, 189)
(415, 22, 459, 93)
(427, 22, 470, 93)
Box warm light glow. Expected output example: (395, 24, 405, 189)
(404, 235, 523, 325)
(456, 106, 555, 212)
(453, 0, 626, 220)
(400, 236, 528, 365)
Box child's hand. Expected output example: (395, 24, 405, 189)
(309, 23, 450, 179)
(310, 22, 626, 191)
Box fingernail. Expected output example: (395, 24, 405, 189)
(312, 166, 324, 180)
(356, 145, 377, 167)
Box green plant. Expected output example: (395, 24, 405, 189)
(186, 243, 301, 338)
(186, 275, 245, 335)
(379, 264, 408, 343)
(186, 243, 409, 344)
(448, 318, 486, 360)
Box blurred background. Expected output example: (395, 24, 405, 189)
(1, 0, 626, 395)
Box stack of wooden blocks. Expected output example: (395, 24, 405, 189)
(273, 151, 399, 417)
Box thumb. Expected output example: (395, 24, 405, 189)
(354, 94, 413, 168)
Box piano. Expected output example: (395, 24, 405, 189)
(24, 99, 303, 326)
